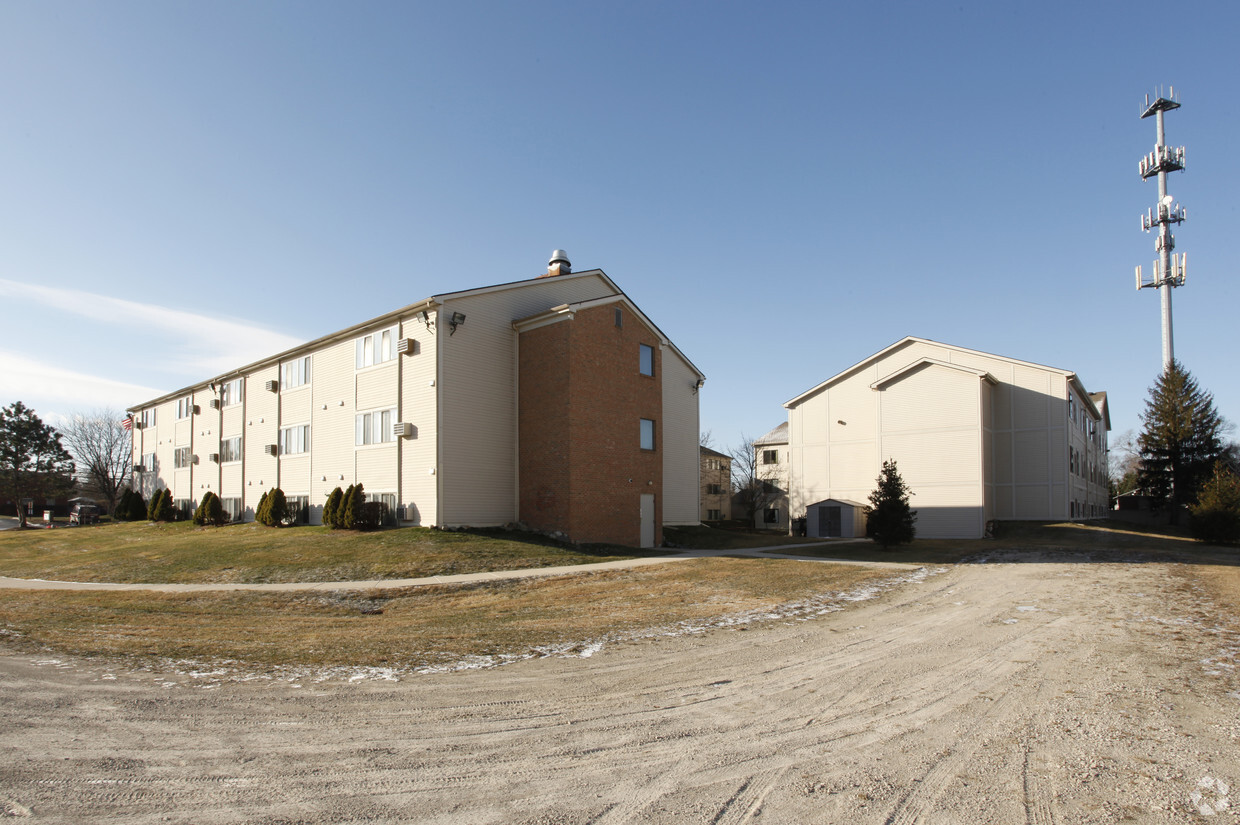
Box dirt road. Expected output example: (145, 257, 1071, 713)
(2, 553, 1238, 824)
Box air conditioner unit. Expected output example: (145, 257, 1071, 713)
(264, 444, 278, 456)
(393, 422, 413, 438)
(396, 506, 407, 521)
(210, 399, 221, 410)
(134, 421, 145, 430)
(265, 380, 279, 393)
(208, 453, 220, 463)
(397, 338, 417, 356)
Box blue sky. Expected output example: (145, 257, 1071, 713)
(2, 1, 1237, 459)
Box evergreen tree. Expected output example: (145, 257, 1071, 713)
(866, 459, 917, 549)
(116, 489, 135, 521)
(323, 487, 343, 529)
(193, 492, 225, 526)
(265, 488, 289, 526)
(153, 489, 175, 522)
(342, 483, 364, 530)
(255, 489, 271, 525)
(147, 488, 162, 521)
(1189, 462, 1240, 545)
(126, 490, 147, 522)
(0, 402, 75, 528)
(1137, 361, 1226, 522)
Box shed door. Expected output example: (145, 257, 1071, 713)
(819, 505, 842, 538)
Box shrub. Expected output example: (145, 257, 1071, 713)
(116, 489, 136, 521)
(193, 491, 225, 527)
(358, 500, 387, 531)
(259, 488, 289, 527)
(323, 487, 343, 529)
(147, 489, 161, 521)
(125, 490, 147, 522)
(341, 483, 364, 530)
(1190, 463, 1240, 545)
(255, 490, 271, 525)
(153, 489, 175, 522)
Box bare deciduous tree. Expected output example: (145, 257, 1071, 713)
(729, 434, 782, 528)
(61, 409, 132, 515)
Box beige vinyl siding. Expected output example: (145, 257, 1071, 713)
(356, 361, 397, 411)
(399, 317, 437, 525)
(356, 443, 398, 491)
(279, 455, 311, 496)
(310, 338, 357, 515)
(439, 274, 615, 527)
(660, 347, 700, 525)
(244, 366, 279, 515)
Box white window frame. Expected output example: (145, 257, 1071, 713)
(355, 408, 396, 446)
(176, 396, 194, 420)
(173, 446, 192, 469)
(762, 449, 779, 465)
(355, 326, 398, 370)
(220, 436, 242, 463)
(142, 452, 156, 472)
(281, 356, 311, 390)
(221, 378, 244, 407)
(279, 424, 310, 456)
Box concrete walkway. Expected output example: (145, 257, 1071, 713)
(0, 541, 914, 593)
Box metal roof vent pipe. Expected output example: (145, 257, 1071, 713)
(542, 249, 571, 278)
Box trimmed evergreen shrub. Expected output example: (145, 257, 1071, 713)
(193, 492, 225, 527)
(323, 487, 343, 529)
(153, 489, 175, 522)
(116, 489, 135, 521)
(147, 489, 161, 521)
(126, 490, 147, 522)
(258, 488, 288, 527)
(342, 483, 364, 530)
(255, 490, 271, 525)
(358, 500, 387, 531)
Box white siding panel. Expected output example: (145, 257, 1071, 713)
(356, 444, 398, 491)
(311, 339, 357, 502)
(881, 364, 974, 432)
(661, 351, 700, 525)
(279, 455, 311, 496)
(831, 440, 878, 491)
(439, 274, 616, 526)
(1012, 366, 1050, 429)
(1013, 430, 1049, 484)
(1015, 485, 1050, 519)
(399, 319, 437, 525)
(357, 362, 398, 411)
(827, 380, 875, 443)
(245, 365, 279, 511)
(882, 430, 980, 487)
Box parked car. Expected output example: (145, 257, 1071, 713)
(69, 503, 100, 526)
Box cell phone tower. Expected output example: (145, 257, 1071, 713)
(1134, 86, 1188, 371)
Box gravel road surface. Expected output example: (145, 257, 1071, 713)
(2, 552, 1238, 823)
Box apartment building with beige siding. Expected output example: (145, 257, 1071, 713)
(129, 253, 704, 547)
(783, 337, 1110, 540)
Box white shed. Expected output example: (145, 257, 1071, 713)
(806, 498, 867, 538)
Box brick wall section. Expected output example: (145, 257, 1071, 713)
(518, 322, 571, 536)
(519, 302, 663, 546)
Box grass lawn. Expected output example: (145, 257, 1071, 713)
(0, 521, 654, 584)
(0, 558, 898, 672)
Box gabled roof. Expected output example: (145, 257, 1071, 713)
(512, 292, 705, 381)
(784, 336, 1104, 422)
(700, 446, 730, 460)
(1089, 391, 1112, 431)
(870, 358, 996, 390)
(754, 421, 788, 446)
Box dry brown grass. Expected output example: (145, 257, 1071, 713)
(0, 558, 895, 671)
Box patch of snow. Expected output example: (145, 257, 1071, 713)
(1016, 606, 1038, 612)
(1002, 619, 1019, 625)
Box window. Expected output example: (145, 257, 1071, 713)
(221, 378, 243, 407)
(140, 409, 155, 427)
(286, 495, 310, 525)
(639, 344, 654, 377)
(282, 356, 311, 390)
(220, 436, 242, 463)
(614, 308, 623, 328)
(176, 397, 194, 420)
(174, 447, 192, 469)
(142, 452, 156, 472)
(764, 508, 780, 524)
(366, 492, 398, 526)
(173, 499, 193, 521)
(762, 449, 779, 465)
(280, 424, 310, 455)
(706, 483, 723, 495)
(707, 509, 721, 521)
(356, 408, 396, 446)
(356, 326, 398, 369)
(221, 497, 242, 523)
(640, 418, 655, 451)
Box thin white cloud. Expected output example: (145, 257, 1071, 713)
(0, 350, 164, 414)
(0, 278, 304, 375)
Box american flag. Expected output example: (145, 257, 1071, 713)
(122, 416, 132, 431)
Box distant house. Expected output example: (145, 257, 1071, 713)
(752, 422, 789, 531)
(127, 252, 704, 548)
(782, 337, 1110, 539)
(700, 446, 732, 522)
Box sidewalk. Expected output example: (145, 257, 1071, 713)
(0, 541, 912, 593)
